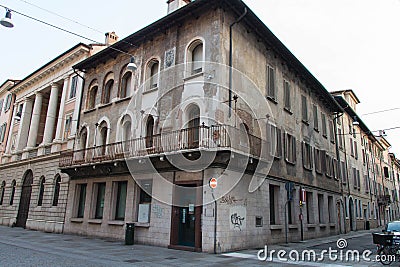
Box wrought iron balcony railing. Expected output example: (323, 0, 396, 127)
(59, 124, 266, 168)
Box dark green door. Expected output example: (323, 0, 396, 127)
(178, 206, 196, 247)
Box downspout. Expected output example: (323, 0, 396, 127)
(73, 68, 85, 146)
(333, 112, 346, 234)
(228, 7, 247, 117)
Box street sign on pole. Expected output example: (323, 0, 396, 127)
(209, 178, 217, 189)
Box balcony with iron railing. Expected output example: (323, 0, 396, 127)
(59, 124, 266, 168)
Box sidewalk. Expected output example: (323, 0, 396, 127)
(0, 225, 382, 266)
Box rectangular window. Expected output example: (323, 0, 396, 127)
(76, 184, 87, 218)
(328, 196, 334, 223)
(269, 184, 279, 225)
(306, 191, 313, 224)
(313, 105, 318, 131)
(341, 161, 346, 184)
(302, 142, 313, 170)
(268, 124, 282, 158)
(357, 170, 361, 190)
(321, 113, 327, 137)
(266, 66, 276, 100)
(301, 95, 308, 123)
(338, 129, 343, 149)
(94, 183, 106, 219)
(354, 141, 358, 159)
(288, 196, 294, 225)
(69, 75, 78, 99)
(329, 120, 335, 143)
(283, 79, 291, 110)
(344, 197, 348, 218)
(137, 180, 152, 223)
(365, 175, 370, 193)
(285, 133, 296, 164)
(325, 155, 334, 178)
(63, 114, 72, 140)
(114, 181, 127, 220)
(0, 99, 3, 115)
(350, 138, 354, 157)
(353, 168, 357, 189)
(318, 194, 324, 224)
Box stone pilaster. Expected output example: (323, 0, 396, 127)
(42, 83, 60, 145)
(26, 92, 43, 148)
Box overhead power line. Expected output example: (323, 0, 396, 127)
(361, 107, 400, 116)
(17, 0, 104, 34)
(0, 4, 135, 57)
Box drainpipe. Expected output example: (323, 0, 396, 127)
(333, 112, 346, 234)
(228, 7, 247, 118)
(73, 68, 85, 145)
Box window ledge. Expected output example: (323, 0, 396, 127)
(83, 108, 96, 114)
(143, 87, 158, 95)
(319, 223, 328, 228)
(329, 223, 336, 227)
(88, 219, 102, 224)
(285, 159, 296, 166)
(70, 218, 84, 223)
(306, 224, 317, 228)
(288, 224, 298, 229)
(266, 96, 278, 104)
(302, 120, 309, 125)
(303, 166, 313, 171)
(184, 71, 204, 81)
(270, 224, 283, 230)
(314, 128, 319, 133)
(283, 107, 293, 114)
(115, 96, 131, 104)
(98, 102, 112, 109)
(134, 222, 150, 228)
(108, 220, 125, 226)
(322, 134, 328, 139)
(65, 97, 76, 104)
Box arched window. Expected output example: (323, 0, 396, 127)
(123, 121, 132, 142)
(187, 40, 204, 75)
(98, 122, 108, 155)
(79, 127, 88, 150)
(0, 181, 5, 205)
(147, 60, 159, 90)
(145, 116, 154, 148)
(37, 176, 45, 206)
(102, 79, 114, 104)
(187, 105, 200, 148)
(10, 180, 16, 205)
(119, 72, 132, 98)
(52, 175, 61, 206)
(87, 86, 98, 109)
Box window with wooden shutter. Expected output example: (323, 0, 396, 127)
(313, 105, 318, 131)
(321, 113, 327, 137)
(301, 95, 308, 123)
(302, 142, 313, 170)
(267, 66, 276, 100)
(283, 80, 291, 110)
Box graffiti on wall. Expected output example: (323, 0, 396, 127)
(220, 195, 247, 206)
(229, 206, 246, 231)
(152, 204, 165, 219)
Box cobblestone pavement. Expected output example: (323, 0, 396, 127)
(0, 225, 387, 266)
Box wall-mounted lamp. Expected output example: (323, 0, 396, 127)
(0, 9, 14, 28)
(352, 116, 360, 126)
(127, 56, 137, 71)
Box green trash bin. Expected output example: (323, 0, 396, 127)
(125, 223, 135, 245)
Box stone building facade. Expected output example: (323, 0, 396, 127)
(0, 43, 104, 232)
(60, 0, 351, 253)
(0, 0, 399, 255)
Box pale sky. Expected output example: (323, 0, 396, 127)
(1, 0, 399, 156)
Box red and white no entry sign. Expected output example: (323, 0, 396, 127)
(209, 178, 217, 189)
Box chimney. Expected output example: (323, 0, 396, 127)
(105, 32, 119, 46)
(167, 0, 191, 14)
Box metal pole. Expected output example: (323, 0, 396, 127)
(285, 200, 288, 244)
(211, 189, 217, 254)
